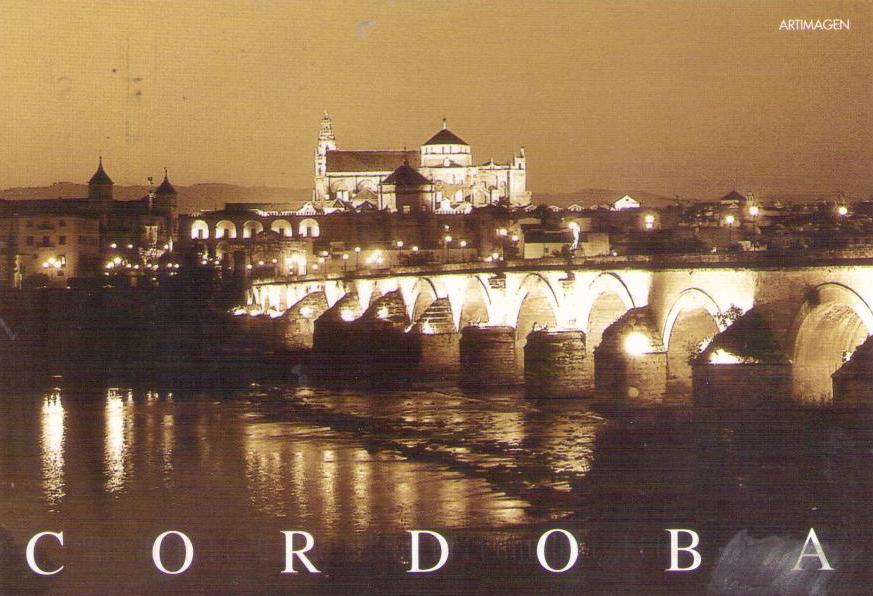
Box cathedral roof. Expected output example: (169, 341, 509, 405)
(155, 171, 177, 194)
(89, 158, 113, 185)
(383, 163, 432, 187)
(423, 128, 468, 146)
(326, 150, 420, 172)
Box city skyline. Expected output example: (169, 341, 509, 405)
(1, 0, 871, 197)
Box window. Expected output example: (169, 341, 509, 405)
(59, 235, 66, 245)
(402, 205, 411, 214)
(42, 236, 50, 246)
(26, 236, 33, 246)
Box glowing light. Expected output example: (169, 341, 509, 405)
(623, 332, 651, 356)
(837, 205, 848, 216)
(342, 253, 349, 260)
(459, 240, 467, 248)
(340, 308, 355, 322)
(491, 252, 500, 260)
(709, 349, 743, 364)
(412, 245, 419, 252)
(644, 214, 655, 224)
(748, 205, 759, 217)
(396, 240, 404, 248)
(421, 321, 435, 335)
(110, 243, 117, 249)
(113, 256, 122, 265)
(354, 246, 361, 253)
(299, 306, 314, 318)
(444, 235, 452, 243)
(497, 228, 508, 237)
(511, 234, 519, 242)
(126, 244, 133, 249)
(376, 306, 389, 319)
(724, 214, 736, 225)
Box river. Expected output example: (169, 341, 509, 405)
(0, 379, 871, 594)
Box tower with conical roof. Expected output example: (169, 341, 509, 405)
(154, 168, 179, 236)
(88, 157, 114, 211)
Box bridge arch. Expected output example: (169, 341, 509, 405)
(408, 277, 439, 323)
(790, 282, 873, 403)
(514, 273, 560, 337)
(662, 288, 724, 394)
(457, 276, 492, 329)
(584, 272, 636, 351)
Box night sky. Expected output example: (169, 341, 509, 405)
(1, 0, 870, 197)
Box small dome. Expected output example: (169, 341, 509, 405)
(383, 163, 431, 187)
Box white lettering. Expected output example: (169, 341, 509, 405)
(407, 530, 449, 573)
(536, 529, 579, 573)
(26, 531, 64, 576)
(666, 529, 701, 571)
(152, 531, 194, 575)
(281, 531, 321, 574)
(793, 528, 834, 571)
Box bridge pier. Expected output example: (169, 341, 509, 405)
(832, 336, 873, 405)
(409, 298, 459, 373)
(594, 309, 667, 403)
(278, 292, 328, 350)
(524, 329, 590, 399)
(691, 305, 793, 407)
(459, 326, 520, 390)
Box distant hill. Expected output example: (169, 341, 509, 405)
(533, 188, 680, 209)
(0, 182, 310, 214)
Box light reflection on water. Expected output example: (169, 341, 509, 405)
(1, 383, 869, 592)
(39, 388, 65, 507)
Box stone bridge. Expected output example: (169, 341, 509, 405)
(247, 250, 873, 405)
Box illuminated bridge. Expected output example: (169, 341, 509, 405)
(247, 250, 873, 406)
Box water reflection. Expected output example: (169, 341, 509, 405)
(104, 388, 134, 494)
(39, 388, 65, 507)
(6, 381, 871, 592)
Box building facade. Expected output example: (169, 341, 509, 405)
(0, 160, 178, 288)
(313, 114, 531, 211)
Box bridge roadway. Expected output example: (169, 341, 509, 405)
(248, 249, 873, 405)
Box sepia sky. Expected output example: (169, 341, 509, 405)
(0, 0, 871, 198)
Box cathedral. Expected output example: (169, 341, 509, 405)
(313, 113, 531, 212)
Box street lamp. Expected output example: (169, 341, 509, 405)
(354, 246, 361, 269)
(444, 235, 452, 263)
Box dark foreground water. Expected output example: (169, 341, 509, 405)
(1, 380, 872, 595)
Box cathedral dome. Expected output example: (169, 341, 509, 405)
(423, 127, 468, 147)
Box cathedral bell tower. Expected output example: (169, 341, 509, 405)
(314, 111, 337, 204)
(314, 111, 336, 177)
